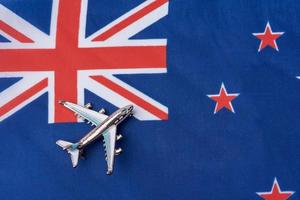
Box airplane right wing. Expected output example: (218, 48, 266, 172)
(59, 101, 108, 126)
(102, 125, 117, 175)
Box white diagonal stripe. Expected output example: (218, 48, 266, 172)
(105, 3, 168, 43)
(0, 4, 49, 48)
(86, 0, 155, 41)
(80, 74, 161, 120)
(104, 74, 168, 113)
(0, 87, 47, 121)
(0, 73, 48, 107)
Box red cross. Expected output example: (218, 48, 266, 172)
(0, 0, 167, 122)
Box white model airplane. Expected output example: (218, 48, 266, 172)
(56, 101, 133, 175)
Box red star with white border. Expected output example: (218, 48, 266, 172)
(207, 83, 239, 114)
(257, 178, 295, 200)
(253, 22, 284, 52)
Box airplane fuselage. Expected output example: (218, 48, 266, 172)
(77, 105, 133, 149)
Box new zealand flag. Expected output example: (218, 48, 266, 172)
(0, 0, 299, 199)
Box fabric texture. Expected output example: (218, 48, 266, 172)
(0, 0, 299, 200)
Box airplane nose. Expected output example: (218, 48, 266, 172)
(58, 100, 66, 105)
(128, 105, 133, 111)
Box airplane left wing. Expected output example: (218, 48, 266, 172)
(102, 125, 117, 175)
(59, 101, 108, 126)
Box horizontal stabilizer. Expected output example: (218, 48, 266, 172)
(56, 140, 72, 150)
(67, 149, 79, 167)
(56, 140, 80, 167)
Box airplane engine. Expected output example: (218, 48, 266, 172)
(85, 103, 92, 109)
(99, 108, 105, 114)
(117, 134, 123, 141)
(115, 148, 122, 155)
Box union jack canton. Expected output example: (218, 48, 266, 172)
(0, 0, 169, 123)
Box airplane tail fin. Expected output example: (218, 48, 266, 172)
(56, 140, 80, 168)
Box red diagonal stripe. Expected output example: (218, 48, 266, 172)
(91, 75, 168, 120)
(92, 0, 168, 41)
(0, 20, 34, 43)
(0, 78, 48, 117)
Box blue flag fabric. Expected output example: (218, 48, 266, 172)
(0, 0, 299, 200)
